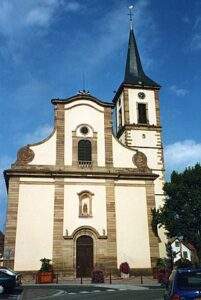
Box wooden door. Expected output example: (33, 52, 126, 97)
(76, 235, 93, 277)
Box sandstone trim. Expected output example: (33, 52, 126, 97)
(105, 179, 117, 269)
(145, 180, 160, 267)
(52, 178, 64, 271)
(56, 104, 65, 166)
(3, 177, 20, 269)
(123, 88, 130, 124)
(104, 107, 113, 168)
(154, 90, 161, 127)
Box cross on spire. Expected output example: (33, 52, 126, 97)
(128, 5, 134, 30)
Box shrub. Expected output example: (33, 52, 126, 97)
(40, 258, 52, 272)
(91, 268, 104, 283)
(119, 262, 130, 274)
(175, 258, 193, 268)
(156, 258, 168, 269)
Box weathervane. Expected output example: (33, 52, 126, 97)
(128, 5, 134, 30)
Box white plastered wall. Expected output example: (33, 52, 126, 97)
(112, 136, 137, 169)
(115, 185, 151, 268)
(29, 131, 56, 165)
(63, 180, 107, 236)
(130, 130, 158, 148)
(128, 89, 157, 125)
(14, 182, 54, 271)
(64, 100, 105, 166)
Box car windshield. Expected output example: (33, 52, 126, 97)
(177, 271, 201, 290)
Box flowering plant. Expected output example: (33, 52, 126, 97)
(91, 268, 104, 283)
(119, 262, 130, 274)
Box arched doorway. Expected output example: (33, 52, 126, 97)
(76, 235, 93, 277)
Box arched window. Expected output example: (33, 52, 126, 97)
(78, 140, 92, 162)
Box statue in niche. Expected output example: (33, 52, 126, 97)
(83, 203, 88, 215)
(79, 191, 93, 217)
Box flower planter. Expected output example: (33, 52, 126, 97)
(37, 271, 54, 284)
(121, 272, 129, 279)
(157, 269, 170, 284)
(91, 269, 104, 283)
(119, 262, 130, 278)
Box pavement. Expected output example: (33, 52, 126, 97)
(20, 284, 164, 300)
(0, 276, 164, 300)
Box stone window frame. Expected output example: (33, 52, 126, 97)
(78, 190, 94, 218)
(72, 124, 97, 168)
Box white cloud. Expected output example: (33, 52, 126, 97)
(69, 0, 156, 73)
(190, 16, 201, 50)
(165, 140, 201, 176)
(0, 0, 80, 34)
(22, 124, 53, 145)
(191, 34, 201, 50)
(65, 1, 80, 12)
(170, 85, 189, 97)
(26, 8, 54, 27)
(0, 0, 81, 63)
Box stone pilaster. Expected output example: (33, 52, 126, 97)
(4, 177, 20, 269)
(123, 88, 130, 124)
(145, 180, 160, 267)
(52, 178, 64, 271)
(154, 90, 161, 127)
(104, 107, 113, 168)
(105, 179, 117, 269)
(56, 104, 65, 166)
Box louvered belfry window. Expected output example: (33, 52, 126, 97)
(138, 103, 148, 124)
(78, 140, 92, 162)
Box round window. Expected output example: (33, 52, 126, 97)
(138, 92, 146, 99)
(80, 126, 89, 135)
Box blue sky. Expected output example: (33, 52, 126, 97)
(0, 0, 201, 231)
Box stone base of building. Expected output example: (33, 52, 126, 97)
(15, 267, 154, 282)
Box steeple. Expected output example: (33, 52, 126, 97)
(124, 28, 160, 88)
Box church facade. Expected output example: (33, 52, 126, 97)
(4, 27, 165, 276)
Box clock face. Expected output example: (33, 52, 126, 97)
(138, 92, 146, 99)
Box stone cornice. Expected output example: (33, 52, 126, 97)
(4, 166, 158, 186)
(113, 82, 160, 104)
(51, 94, 114, 108)
(117, 123, 162, 138)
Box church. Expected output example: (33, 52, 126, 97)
(4, 22, 165, 276)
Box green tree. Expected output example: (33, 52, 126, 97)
(153, 164, 201, 261)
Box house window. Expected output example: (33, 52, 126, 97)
(183, 251, 188, 259)
(78, 191, 93, 217)
(78, 140, 92, 162)
(175, 241, 180, 247)
(137, 103, 148, 124)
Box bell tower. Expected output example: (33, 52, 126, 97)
(113, 13, 166, 256)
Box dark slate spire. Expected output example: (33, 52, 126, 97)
(124, 29, 160, 88)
